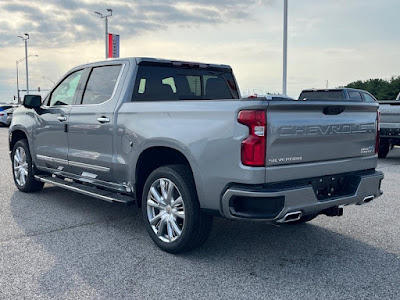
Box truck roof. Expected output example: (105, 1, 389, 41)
(76, 57, 232, 71)
(301, 88, 366, 93)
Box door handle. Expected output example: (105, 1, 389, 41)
(97, 116, 110, 123)
(57, 116, 67, 122)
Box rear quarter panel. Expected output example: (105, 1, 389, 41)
(114, 100, 268, 211)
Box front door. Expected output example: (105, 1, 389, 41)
(33, 69, 86, 172)
(67, 64, 123, 183)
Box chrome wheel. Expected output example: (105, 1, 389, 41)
(13, 147, 28, 186)
(146, 178, 185, 243)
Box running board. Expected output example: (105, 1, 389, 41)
(34, 175, 134, 204)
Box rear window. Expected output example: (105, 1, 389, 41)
(299, 91, 344, 100)
(132, 65, 239, 101)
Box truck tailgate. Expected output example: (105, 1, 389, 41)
(379, 103, 400, 125)
(266, 101, 378, 169)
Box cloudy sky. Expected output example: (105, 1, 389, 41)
(0, 0, 399, 102)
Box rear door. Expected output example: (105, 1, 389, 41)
(67, 63, 125, 183)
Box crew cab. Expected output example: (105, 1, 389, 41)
(9, 58, 383, 253)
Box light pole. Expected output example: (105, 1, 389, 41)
(16, 54, 38, 103)
(282, 0, 288, 95)
(95, 9, 113, 59)
(18, 33, 30, 95)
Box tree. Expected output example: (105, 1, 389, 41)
(346, 76, 400, 99)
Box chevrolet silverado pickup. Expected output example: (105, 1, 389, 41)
(9, 58, 383, 253)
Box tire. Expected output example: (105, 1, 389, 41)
(378, 143, 390, 158)
(141, 165, 213, 253)
(12, 139, 44, 193)
(287, 213, 319, 224)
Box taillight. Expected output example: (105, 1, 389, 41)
(0, 113, 4, 117)
(375, 110, 380, 154)
(238, 110, 266, 166)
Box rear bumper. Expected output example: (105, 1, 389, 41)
(380, 126, 400, 145)
(221, 170, 384, 222)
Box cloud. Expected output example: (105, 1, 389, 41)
(0, 0, 275, 47)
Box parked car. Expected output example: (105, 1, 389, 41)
(9, 58, 383, 253)
(377, 91, 400, 158)
(299, 88, 378, 102)
(298, 89, 398, 158)
(6, 105, 18, 125)
(0, 105, 14, 126)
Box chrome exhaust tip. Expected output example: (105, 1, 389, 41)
(277, 211, 302, 223)
(357, 195, 374, 205)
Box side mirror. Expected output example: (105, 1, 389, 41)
(23, 95, 42, 109)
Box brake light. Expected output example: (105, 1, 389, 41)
(238, 110, 266, 166)
(375, 110, 380, 154)
(0, 113, 4, 117)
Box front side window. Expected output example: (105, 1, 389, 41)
(132, 65, 239, 101)
(82, 65, 122, 105)
(49, 70, 84, 106)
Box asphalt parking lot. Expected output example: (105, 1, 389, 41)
(0, 127, 399, 300)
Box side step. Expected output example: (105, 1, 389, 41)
(34, 175, 134, 204)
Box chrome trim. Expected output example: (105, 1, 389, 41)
(37, 155, 68, 165)
(97, 117, 110, 123)
(81, 172, 98, 179)
(35, 165, 130, 194)
(37, 155, 109, 172)
(357, 195, 374, 205)
(57, 116, 67, 122)
(34, 175, 127, 203)
(68, 160, 110, 172)
(276, 211, 302, 223)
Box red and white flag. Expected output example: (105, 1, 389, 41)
(108, 33, 120, 58)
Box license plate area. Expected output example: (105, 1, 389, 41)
(311, 174, 360, 201)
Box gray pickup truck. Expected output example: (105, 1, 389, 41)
(9, 58, 383, 253)
(378, 92, 400, 158)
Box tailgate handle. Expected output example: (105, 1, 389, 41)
(323, 106, 345, 115)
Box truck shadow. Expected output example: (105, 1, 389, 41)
(9, 186, 400, 299)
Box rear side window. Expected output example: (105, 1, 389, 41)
(348, 91, 362, 101)
(299, 91, 344, 100)
(363, 93, 376, 102)
(132, 65, 239, 101)
(82, 65, 122, 105)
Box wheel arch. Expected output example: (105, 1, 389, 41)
(135, 146, 197, 207)
(9, 129, 29, 157)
